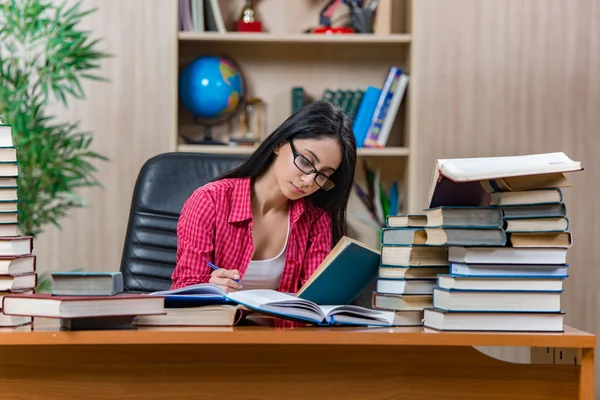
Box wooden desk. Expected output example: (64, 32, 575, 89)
(0, 320, 594, 399)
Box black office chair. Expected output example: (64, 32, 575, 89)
(119, 152, 247, 293)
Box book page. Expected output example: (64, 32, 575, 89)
(439, 152, 581, 182)
(227, 290, 325, 322)
(320, 305, 395, 325)
(226, 290, 312, 308)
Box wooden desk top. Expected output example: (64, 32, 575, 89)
(0, 319, 594, 348)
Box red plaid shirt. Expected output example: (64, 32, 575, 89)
(171, 177, 332, 293)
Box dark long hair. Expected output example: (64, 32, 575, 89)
(217, 101, 357, 246)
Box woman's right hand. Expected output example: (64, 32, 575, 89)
(209, 268, 242, 293)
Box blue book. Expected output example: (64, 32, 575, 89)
(150, 283, 231, 308)
(296, 236, 380, 306)
(352, 86, 381, 147)
(51, 271, 123, 296)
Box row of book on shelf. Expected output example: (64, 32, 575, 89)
(179, 0, 226, 33)
(0, 121, 583, 332)
(293, 65, 410, 149)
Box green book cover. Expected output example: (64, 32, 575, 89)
(291, 87, 306, 113)
(297, 237, 380, 305)
(331, 89, 346, 107)
(320, 89, 335, 103)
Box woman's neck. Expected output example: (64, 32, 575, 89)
(252, 170, 289, 216)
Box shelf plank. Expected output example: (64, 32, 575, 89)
(178, 32, 412, 44)
(178, 144, 410, 157)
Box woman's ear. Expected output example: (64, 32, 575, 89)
(274, 142, 285, 155)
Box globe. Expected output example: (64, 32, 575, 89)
(178, 55, 244, 121)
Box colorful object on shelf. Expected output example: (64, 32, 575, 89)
(311, 26, 355, 34)
(306, 0, 379, 34)
(179, 55, 243, 118)
(179, 55, 245, 144)
(234, 0, 262, 32)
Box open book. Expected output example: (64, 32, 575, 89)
(296, 236, 380, 305)
(428, 152, 583, 208)
(226, 290, 399, 327)
(151, 285, 400, 326)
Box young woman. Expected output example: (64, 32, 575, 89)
(171, 101, 357, 294)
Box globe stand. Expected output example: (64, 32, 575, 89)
(180, 117, 228, 145)
(197, 124, 226, 146)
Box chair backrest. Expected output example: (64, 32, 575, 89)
(119, 152, 247, 293)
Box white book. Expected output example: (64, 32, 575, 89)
(433, 288, 561, 312)
(449, 246, 567, 265)
(424, 308, 563, 332)
(376, 73, 409, 147)
(0, 126, 13, 147)
(428, 152, 582, 208)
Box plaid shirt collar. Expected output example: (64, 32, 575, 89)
(227, 177, 307, 224)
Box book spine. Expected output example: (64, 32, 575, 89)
(321, 89, 335, 103)
(363, 66, 402, 148)
(292, 87, 305, 113)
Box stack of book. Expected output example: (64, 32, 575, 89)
(422, 152, 582, 332)
(0, 119, 35, 328)
(371, 214, 449, 326)
(2, 271, 164, 330)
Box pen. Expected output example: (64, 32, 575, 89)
(207, 261, 240, 282)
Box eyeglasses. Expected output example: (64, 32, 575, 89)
(288, 139, 335, 191)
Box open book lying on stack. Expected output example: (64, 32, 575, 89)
(428, 152, 583, 207)
(150, 284, 410, 327)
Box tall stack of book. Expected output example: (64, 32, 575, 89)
(0, 118, 36, 327)
(371, 214, 449, 326)
(423, 152, 582, 332)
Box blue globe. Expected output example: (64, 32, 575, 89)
(178, 55, 244, 120)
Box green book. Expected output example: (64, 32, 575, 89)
(296, 236, 380, 305)
(331, 89, 346, 107)
(320, 89, 335, 103)
(291, 87, 305, 113)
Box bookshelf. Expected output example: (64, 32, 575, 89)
(174, 0, 414, 247)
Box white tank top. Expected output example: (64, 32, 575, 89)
(241, 215, 290, 290)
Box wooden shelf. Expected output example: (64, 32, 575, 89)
(178, 32, 412, 44)
(178, 144, 410, 157)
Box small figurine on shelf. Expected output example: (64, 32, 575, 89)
(234, 0, 262, 32)
(230, 97, 265, 146)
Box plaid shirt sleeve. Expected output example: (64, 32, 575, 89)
(171, 188, 215, 289)
(299, 210, 332, 287)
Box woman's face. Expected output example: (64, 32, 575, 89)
(273, 137, 343, 200)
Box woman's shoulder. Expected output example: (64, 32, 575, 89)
(193, 177, 248, 196)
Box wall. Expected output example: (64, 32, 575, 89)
(34, 0, 176, 273)
(411, 0, 600, 392)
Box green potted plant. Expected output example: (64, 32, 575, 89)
(0, 0, 110, 239)
(1, 0, 111, 293)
